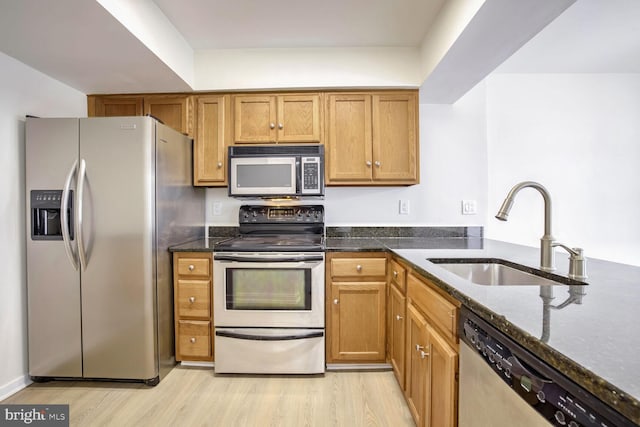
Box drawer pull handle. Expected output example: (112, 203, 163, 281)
(416, 344, 424, 352)
(396, 315, 403, 321)
(356, 264, 362, 272)
(333, 299, 339, 305)
(190, 337, 196, 343)
(188, 264, 195, 271)
(189, 296, 196, 304)
(420, 350, 429, 359)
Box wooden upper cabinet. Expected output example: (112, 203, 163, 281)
(326, 93, 373, 183)
(144, 95, 193, 136)
(233, 94, 321, 143)
(89, 96, 143, 117)
(194, 95, 230, 186)
(325, 90, 419, 186)
(372, 93, 418, 182)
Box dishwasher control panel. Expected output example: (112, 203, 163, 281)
(461, 309, 635, 427)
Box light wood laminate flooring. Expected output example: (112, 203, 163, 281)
(3, 367, 414, 426)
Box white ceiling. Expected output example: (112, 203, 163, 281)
(153, 0, 447, 49)
(496, 0, 640, 73)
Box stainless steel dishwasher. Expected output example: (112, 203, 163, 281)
(458, 307, 634, 426)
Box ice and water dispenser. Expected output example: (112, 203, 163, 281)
(30, 190, 73, 240)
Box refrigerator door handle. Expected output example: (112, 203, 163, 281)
(61, 159, 79, 270)
(77, 158, 88, 271)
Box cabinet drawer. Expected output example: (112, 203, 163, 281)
(331, 257, 386, 278)
(407, 274, 458, 343)
(177, 280, 211, 318)
(178, 320, 211, 358)
(177, 257, 210, 276)
(389, 259, 407, 293)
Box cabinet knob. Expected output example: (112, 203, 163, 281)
(356, 264, 362, 272)
(366, 161, 372, 167)
(188, 264, 195, 271)
(374, 161, 381, 167)
(420, 350, 429, 359)
(416, 344, 424, 352)
(217, 162, 223, 168)
(189, 296, 196, 304)
(278, 123, 283, 129)
(270, 122, 276, 129)
(396, 314, 403, 321)
(393, 271, 398, 278)
(333, 299, 339, 305)
(190, 337, 196, 343)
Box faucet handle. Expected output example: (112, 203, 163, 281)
(568, 247, 587, 281)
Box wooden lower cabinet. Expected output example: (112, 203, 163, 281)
(404, 272, 459, 427)
(389, 282, 406, 386)
(326, 252, 387, 363)
(173, 252, 214, 362)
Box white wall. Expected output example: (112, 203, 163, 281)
(0, 52, 86, 400)
(205, 82, 488, 227)
(485, 73, 640, 266)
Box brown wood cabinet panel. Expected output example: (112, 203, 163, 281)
(91, 96, 143, 117)
(277, 94, 321, 142)
(405, 303, 429, 426)
(177, 279, 211, 319)
(389, 258, 407, 293)
(427, 323, 458, 427)
(144, 95, 192, 135)
(326, 93, 373, 183)
(372, 93, 418, 182)
(329, 281, 386, 362)
(408, 273, 458, 346)
(194, 95, 229, 186)
(330, 257, 387, 278)
(177, 257, 210, 277)
(233, 95, 277, 143)
(177, 320, 211, 359)
(389, 282, 406, 389)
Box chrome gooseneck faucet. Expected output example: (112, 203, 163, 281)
(495, 181, 587, 280)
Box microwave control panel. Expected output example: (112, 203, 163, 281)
(301, 156, 321, 194)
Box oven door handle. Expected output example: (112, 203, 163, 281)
(215, 330, 324, 341)
(213, 254, 324, 263)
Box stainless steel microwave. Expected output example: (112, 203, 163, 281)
(228, 145, 324, 198)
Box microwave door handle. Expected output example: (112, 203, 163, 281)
(213, 255, 324, 263)
(61, 159, 79, 270)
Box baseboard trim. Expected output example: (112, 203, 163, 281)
(179, 361, 215, 368)
(326, 363, 392, 371)
(0, 374, 32, 401)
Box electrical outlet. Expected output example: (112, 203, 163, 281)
(212, 201, 222, 216)
(462, 200, 477, 215)
(399, 199, 410, 215)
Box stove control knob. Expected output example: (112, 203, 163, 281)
(555, 411, 566, 425)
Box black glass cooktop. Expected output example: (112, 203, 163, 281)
(214, 234, 325, 252)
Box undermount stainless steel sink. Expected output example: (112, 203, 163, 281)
(428, 258, 588, 287)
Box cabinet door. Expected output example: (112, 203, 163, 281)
(144, 95, 192, 135)
(325, 93, 373, 183)
(194, 95, 229, 186)
(91, 96, 143, 117)
(277, 94, 321, 142)
(233, 95, 277, 143)
(405, 303, 429, 427)
(389, 284, 406, 389)
(329, 281, 386, 362)
(372, 93, 418, 183)
(426, 324, 458, 427)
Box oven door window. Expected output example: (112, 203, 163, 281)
(226, 268, 311, 310)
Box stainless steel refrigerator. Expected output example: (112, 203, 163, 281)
(25, 116, 204, 385)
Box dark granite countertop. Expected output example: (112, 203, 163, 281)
(169, 230, 640, 423)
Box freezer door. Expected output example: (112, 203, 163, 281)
(25, 117, 82, 377)
(78, 117, 157, 380)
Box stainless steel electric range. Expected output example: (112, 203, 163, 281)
(213, 205, 325, 374)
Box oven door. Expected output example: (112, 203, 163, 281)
(213, 252, 324, 328)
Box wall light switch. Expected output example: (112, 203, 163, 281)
(399, 199, 410, 215)
(462, 200, 477, 215)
